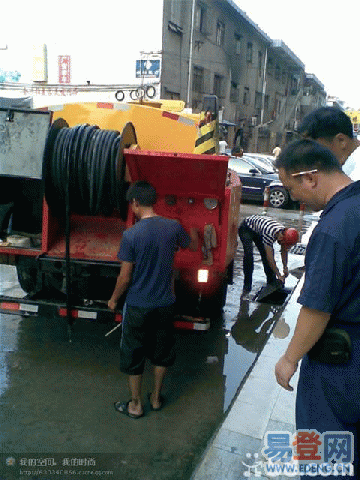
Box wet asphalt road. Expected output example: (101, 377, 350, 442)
(0, 203, 315, 480)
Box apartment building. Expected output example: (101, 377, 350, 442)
(161, 0, 326, 152)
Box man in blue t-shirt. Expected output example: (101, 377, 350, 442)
(108, 181, 198, 419)
(275, 139, 360, 478)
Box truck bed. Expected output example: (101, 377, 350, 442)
(46, 214, 125, 261)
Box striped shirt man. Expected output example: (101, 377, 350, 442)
(243, 215, 285, 247)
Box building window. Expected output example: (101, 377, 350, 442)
(264, 94, 269, 111)
(216, 20, 225, 46)
(195, 4, 206, 33)
(243, 86, 250, 105)
(258, 51, 263, 77)
(214, 74, 224, 98)
(275, 65, 281, 80)
(255, 91, 262, 110)
(290, 75, 299, 94)
(230, 82, 239, 102)
(192, 99, 202, 111)
(275, 97, 282, 115)
(267, 58, 274, 76)
(234, 34, 241, 55)
(246, 42, 253, 62)
(193, 66, 204, 93)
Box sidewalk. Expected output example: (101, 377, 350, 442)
(191, 277, 303, 480)
(191, 215, 317, 480)
(191, 216, 319, 480)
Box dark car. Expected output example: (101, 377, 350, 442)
(228, 155, 290, 208)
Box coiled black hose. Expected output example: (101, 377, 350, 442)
(43, 121, 137, 218)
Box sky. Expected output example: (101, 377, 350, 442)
(235, 0, 360, 109)
(1, 0, 359, 108)
(0, 0, 163, 85)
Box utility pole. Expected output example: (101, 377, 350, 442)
(186, 0, 196, 108)
(254, 46, 268, 152)
(260, 47, 268, 125)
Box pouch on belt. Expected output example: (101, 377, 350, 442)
(308, 327, 352, 364)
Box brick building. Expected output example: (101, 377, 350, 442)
(161, 0, 326, 152)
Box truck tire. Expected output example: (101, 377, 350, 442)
(16, 257, 39, 294)
(146, 85, 156, 99)
(115, 90, 124, 102)
(206, 262, 233, 315)
(211, 279, 228, 312)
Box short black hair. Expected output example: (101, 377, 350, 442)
(276, 139, 342, 174)
(297, 106, 353, 140)
(126, 180, 157, 206)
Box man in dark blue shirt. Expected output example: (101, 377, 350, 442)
(108, 181, 198, 418)
(275, 139, 360, 478)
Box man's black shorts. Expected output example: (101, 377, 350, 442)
(120, 303, 176, 375)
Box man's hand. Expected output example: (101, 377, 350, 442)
(275, 355, 298, 391)
(189, 227, 199, 251)
(283, 266, 289, 278)
(108, 298, 117, 311)
(108, 261, 133, 311)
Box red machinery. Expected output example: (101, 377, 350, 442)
(0, 101, 241, 333)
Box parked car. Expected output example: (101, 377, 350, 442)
(228, 155, 290, 208)
(244, 152, 276, 170)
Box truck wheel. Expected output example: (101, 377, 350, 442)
(146, 85, 156, 99)
(115, 90, 124, 102)
(201, 279, 228, 318)
(212, 280, 228, 312)
(16, 257, 39, 293)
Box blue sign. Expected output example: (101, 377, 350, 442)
(136, 59, 161, 79)
(0, 69, 21, 83)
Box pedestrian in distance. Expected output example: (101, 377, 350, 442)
(297, 106, 360, 180)
(275, 138, 360, 478)
(108, 180, 198, 419)
(272, 144, 282, 159)
(238, 215, 299, 298)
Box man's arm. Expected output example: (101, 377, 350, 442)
(264, 244, 284, 281)
(108, 261, 133, 310)
(280, 245, 289, 278)
(275, 306, 331, 391)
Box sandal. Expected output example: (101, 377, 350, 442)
(114, 400, 144, 419)
(148, 393, 165, 411)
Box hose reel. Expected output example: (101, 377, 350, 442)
(43, 120, 137, 218)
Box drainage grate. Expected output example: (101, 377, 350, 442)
(290, 244, 306, 255)
(255, 287, 292, 305)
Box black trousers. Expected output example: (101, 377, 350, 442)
(238, 222, 277, 291)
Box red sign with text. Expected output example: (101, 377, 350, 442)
(58, 56, 71, 84)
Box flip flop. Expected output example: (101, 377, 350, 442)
(148, 393, 165, 411)
(114, 400, 144, 419)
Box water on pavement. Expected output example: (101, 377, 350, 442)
(0, 204, 314, 480)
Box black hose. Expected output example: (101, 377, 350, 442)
(43, 123, 136, 217)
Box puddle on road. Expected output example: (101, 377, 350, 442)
(221, 289, 290, 411)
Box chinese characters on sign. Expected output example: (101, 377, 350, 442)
(135, 59, 161, 79)
(22, 86, 78, 96)
(58, 55, 71, 84)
